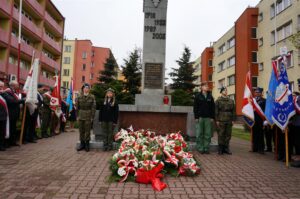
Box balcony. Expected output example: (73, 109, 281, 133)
(43, 34, 61, 53)
(13, 8, 42, 38)
(0, 28, 9, 45)
(0, 0, 11, 15)
(25, 0, 43, 17)
(45, 12, 63, 35)
(10, 35, 37, 58)
(39, 75, 55, 86)
(41, 54, 60, 71)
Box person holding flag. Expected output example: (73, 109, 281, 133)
(50, 75, 62, 136)
(40, 88, 52, 138)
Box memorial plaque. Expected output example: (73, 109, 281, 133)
(144, 63, 163, 89)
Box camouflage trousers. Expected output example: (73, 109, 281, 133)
(40, 111, 51, 136)
(217, 122, 232, 147)
(79, 120, 92, 142)
(101, 122, 114, 148)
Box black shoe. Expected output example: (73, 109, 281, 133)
(265, 149, 272, 152)
(204, 151, 210, 154)
(11, 143, 20, 147)
(77, 141, 85, 151)
(42, 134, 49, 138)
(218, 145, 224, 155)
(28, 140, 37, 143)
(223, 147, 232, 155)
(258, 151, 265, 155)
(200, 151, 205, 154)
(103, 147, 108, 152)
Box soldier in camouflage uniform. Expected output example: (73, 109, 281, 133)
(215, 87, 235, 155)
(76, 83, 96, 152)
(40, 88, 52, 138)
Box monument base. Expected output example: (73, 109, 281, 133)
(135, 93, 171, 106)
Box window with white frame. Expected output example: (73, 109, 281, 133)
(82, 51, 87, 59)
(227, 37, 235, 49)
(90, 73, 94, 80)
(276, 0, 292, 15)
(259, 62, 264, 71)
(63, 69, 70, 76)
(252, 51, 257, 63)
(277, 22, 292, 41)
(270, 4, 275, 18)
(82, 76, 85, 82)
(218, 44, 226, 55)
(63, 57, 70, 64)
(271, 31, 276, 45)
(227, 75, 235, 86)
(218, 61, 226, 72)
(64, 45, 71, 52)
(218, 78, 225, 89)
(227, 56, 235, 67)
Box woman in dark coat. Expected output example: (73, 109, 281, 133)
(99, 88, 119, 151)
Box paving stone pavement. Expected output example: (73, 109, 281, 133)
(0, 130, 299, 199)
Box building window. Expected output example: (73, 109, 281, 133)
(277, 22, 292, 41)
(258, 12, 263, 22)
(227, 56, 235, 67)
(252, 51, 257, 63)
(298, 15, 300, 31)
(227, 75, 235, 86)
(92, 51, 95, 57)
(90, 73, 94, 80)
(218, 61, 226, 72)
(218, 44, 226, 55)
(227, 37, 235, 49)
(82, 51, 87, 59)
(91, 62, 94, 67)
(259, 62, 264, 71)
(251, 27, 257, 39)
(259, 37, 264, 47)
(271, 0, 292, 18)
(252, 76, 258, 88)
(82, 64, 86, 71)
(218, 78, 225, 89)
(62, 81, 69, 88)
(208, 59, 213, 66)
(208, 74, 212, 81)
(64, 45, 71, 52)
(63, 57, 70, 64)
(271, 31, 276, 45)
(63, 69, 70, 76)
(270, 4, 275, 18)
(82, 76, 85, 82)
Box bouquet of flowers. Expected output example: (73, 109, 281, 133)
(110, 127, 201, 191)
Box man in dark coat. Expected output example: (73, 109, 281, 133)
(2, 81, 24, 146)
(193, 82, 215, 154)
(252, 87, 266, 154)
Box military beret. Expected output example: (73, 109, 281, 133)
(81, 83, 90, 90)
(220, 86, 227, 93)
(255, 87, 263, 93)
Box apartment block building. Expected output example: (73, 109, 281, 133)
(61, 39, 117, 94)
(192, 56, 201, 90)
(257, 0, 300, 92)
(0, 0, 64, 86)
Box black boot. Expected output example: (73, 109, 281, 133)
(85, 141, 90, 152)
(218, 145, 223, 155)
(223, 146, 232, 155)
(77, 141, 85, 151)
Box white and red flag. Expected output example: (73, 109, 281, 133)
(242, 71, 255, 127)
(50, 75, 61, 111)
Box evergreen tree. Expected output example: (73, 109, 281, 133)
(98, 51, 118, 84)
(169, 46, 197, 93)
(122, 49, 142, 96)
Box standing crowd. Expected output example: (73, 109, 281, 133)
(193, 80, 300, 166)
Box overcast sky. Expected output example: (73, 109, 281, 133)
(52, 0, 260, 81)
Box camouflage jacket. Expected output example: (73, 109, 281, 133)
(215, 96, 235, 122)
(76, 93, 96, 121)
(40, 92, 52, 113)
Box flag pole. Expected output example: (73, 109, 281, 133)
(285, 128, 289, 167)
(19, 105, 26, 145)
(17, 0, 23, 84)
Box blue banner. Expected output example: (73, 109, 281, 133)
(66, 82, 73, 112)
(271, 60, 295, 130)
(265, 64, 277, 126)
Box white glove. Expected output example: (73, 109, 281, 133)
(263, 120, 268, 126)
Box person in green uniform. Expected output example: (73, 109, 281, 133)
(76, 83, 96, 152)
(215, 86, 235, 155)
(99, 88, 119, 151)
(193, 82, 215, 154)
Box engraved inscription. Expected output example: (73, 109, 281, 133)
(144, 63, 163, 89)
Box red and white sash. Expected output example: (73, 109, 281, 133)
(0, 95, 9, 139)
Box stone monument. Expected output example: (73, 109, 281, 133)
(135, 0, 171, 106)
